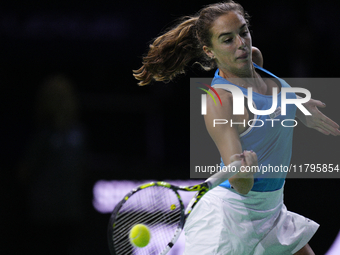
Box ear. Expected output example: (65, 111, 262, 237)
(203, 46, 215, 59)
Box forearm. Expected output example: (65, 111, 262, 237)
(204, 93, 257, 195)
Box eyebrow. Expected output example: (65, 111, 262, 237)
(218, 24, 247, 39)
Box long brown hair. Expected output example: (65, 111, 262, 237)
(133, 1, 250, 86)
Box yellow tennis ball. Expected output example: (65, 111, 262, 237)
(129, 224, 151, 248)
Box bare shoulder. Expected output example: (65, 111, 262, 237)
(206, 88, 234, 117)
(252, 46, 263, 68)
(205, 87, 249, 134)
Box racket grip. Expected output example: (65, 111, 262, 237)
(205, 161, 241, 189)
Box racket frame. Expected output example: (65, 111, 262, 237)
(108, 161, 241, 254)
(107, 181, 210, 255)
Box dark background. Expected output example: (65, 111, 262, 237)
(1, 0, 339, 254)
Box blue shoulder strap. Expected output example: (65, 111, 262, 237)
(211, 77, 231, 86)
(253, 63, 279, 79)
(212, 63, 281, 86)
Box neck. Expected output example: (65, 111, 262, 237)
(219, 64, 261, 89)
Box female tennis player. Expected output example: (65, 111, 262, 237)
(133, 1, 340, 254)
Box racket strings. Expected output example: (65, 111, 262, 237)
(111, 186, 182, 255)
(114, 191, 179, 230)
(113, 191, 179, 238)
(113, 195, 180, 254)
(113, 211, 180, 252)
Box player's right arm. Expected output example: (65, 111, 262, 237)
(204, 88, 257, 195)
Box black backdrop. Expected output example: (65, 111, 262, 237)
(1, 0, 340, 254)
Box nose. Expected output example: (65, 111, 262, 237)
(236, 35, 245, 49)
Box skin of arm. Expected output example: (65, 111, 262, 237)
(252, 47, 263, 67)
(204, 89, 257, 195)
(252, 46, 340, 136)
(295, 97, 340, 136)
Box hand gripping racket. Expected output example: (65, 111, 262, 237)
(107, 160, 241, 255)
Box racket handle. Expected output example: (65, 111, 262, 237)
(205, 161, 241, 189)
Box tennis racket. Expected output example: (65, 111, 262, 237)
(107, 160, 241, 255)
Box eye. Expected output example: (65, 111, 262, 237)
(224, 38, 233, 43)
(241, 31, 249, 37)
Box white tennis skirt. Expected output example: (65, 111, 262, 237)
(183, 185, 319, 255)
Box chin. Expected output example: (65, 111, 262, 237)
(237, 61, 251, 69)
(235, 62, 253, 76)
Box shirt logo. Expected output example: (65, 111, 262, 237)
(269, 106, 281, 119)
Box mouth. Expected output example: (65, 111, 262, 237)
(237, 52, 249, 59)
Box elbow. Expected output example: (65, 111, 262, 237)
(229, 177, 254, 195)
(235, 186, 252, 195)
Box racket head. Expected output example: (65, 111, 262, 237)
(107, 182, 185, 255)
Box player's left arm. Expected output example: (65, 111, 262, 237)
(254, 46, 340, 136)
(296, 98, 340, 136)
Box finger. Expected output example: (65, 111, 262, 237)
(241, 157, 247, 167)
(312, 111, 340, 135)
(319, 114, 340, 129)
(314, 108, 340, 129)
(243, 150, 255, 165)
(314, 100, 326, 108)
(314, 126, 330, 135)
(318, 120, 340, 136)
(249, 150, 257, 158)
(230, 154, 244, 162)
(245, 150, 257, 157)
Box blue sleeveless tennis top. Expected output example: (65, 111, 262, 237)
(211, 63, 297, 192)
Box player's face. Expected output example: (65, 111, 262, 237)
(204, 11, 252, 76)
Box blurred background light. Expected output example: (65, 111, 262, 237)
(92, 179, 204, 214)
